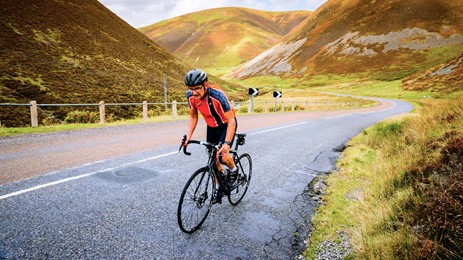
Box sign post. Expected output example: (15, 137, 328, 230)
(273, 91, 282, 112)
(248, 88, 259, 113)
(163, 75, 168, 112)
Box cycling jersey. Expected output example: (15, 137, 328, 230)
(187, 87, 232, 127)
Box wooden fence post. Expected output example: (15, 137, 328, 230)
(172, 101, 177, 118)
(143, 101, 148, 122)
(99, 101, 105, 124)
(30, 100, 38, 127)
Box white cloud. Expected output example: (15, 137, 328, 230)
(99, 0, 327, 28)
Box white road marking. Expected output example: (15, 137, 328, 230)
(324, 114, 353, 120)
(249, 122, 307, 135)
(358, 111, 375, 114)
(2, 121, 312, 200)
(0, 151, 178, 200)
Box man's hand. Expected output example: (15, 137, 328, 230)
(218, 143, 230, 156)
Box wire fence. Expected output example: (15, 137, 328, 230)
(0, 99, 371, 127)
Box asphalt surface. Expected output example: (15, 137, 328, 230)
(0, 98, 413, 259)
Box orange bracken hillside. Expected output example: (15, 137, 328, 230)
(229, 0, 463, 81)
(139, 7, 311, 75)
(402, 54, 463, 94)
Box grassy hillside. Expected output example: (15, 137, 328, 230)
(228, 0, 463, 81)
(402, 53, 463, 97)
(0, 0, 247, 127)
(139, 7, 310, 76)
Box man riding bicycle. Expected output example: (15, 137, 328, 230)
(182, 69, 238, 203)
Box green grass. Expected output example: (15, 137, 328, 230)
(0, 115, 189, 137)
(300, 74, 368, 87)
(303, 96, 463, 259)
(424, 45, 463, 64)
(312, 80, 435, 99)
(207, 66, 240, 77)
(231, 74, 436, 100)
(0, 123, 106, 137)
(227, 75, 300, 89)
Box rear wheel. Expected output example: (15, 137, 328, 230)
(228, 153, 252, 205)
(177, 167, 214, 233)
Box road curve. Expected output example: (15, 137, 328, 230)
(0, 98, 395, 185)
(0, 98, 412, 259)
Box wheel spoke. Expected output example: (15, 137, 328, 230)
(177, 168, 214, 233)
(228, 153, 252, 205)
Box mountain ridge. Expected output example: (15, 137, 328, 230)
(139, 7, 311, 75)
(227, 0, 463, 80)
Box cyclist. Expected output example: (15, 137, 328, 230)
(182, 69, 238, 203)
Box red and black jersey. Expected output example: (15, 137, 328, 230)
(187, 87, 232, 127)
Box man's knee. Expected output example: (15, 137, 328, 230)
(218, 153, 232, 164)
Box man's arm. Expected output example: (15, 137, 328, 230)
(185, 107, 198, 145)
(219, 110, 236, 155)
(224, 110, 236, 143)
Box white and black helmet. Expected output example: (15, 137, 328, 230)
(184, 69, 208, 86)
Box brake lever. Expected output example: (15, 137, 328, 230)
(180, 135, 192, 156)
(179, 135, 187, 152)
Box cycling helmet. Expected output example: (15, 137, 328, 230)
(184, 69, 207, 86)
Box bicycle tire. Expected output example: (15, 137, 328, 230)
(177, 167, 215, 233)
(228, 153, 252, 205)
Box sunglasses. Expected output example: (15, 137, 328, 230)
(189, 85, 204, 92)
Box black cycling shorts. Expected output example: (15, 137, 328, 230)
(206, 118, 238, 145)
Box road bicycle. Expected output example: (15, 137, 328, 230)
(177, 133, 252, 234)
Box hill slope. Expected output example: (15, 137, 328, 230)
(0, 0, 246, 127)
(139, 7, 310, 75)
(228, 0, 463, 80)
(402, 54, 463, 94)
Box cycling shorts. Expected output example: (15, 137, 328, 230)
(206, 117, 238, 145)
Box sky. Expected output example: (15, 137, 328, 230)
(98, 0, 328, 28)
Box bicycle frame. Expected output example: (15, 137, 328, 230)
(181, 136, 241, 195)
(182, 139, 222, 193)
(178, 133, 251, 233)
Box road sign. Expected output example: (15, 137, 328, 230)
(273, 91, 282, 98)
(273, 91, 282, 112)
(248, 88, 259, 96)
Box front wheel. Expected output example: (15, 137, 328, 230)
(228, 153, 252, 205)
(177, 167, 214, 233)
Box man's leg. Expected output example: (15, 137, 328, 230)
(207, 125, 226, 204)
(219, 119, 237, 173)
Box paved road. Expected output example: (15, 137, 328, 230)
(0, 98, 413, 259)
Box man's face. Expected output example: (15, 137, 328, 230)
(188, 84, 205, 99)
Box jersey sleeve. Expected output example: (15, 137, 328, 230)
(209, 88, 231, 112)
(186, 90, 194, 109)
